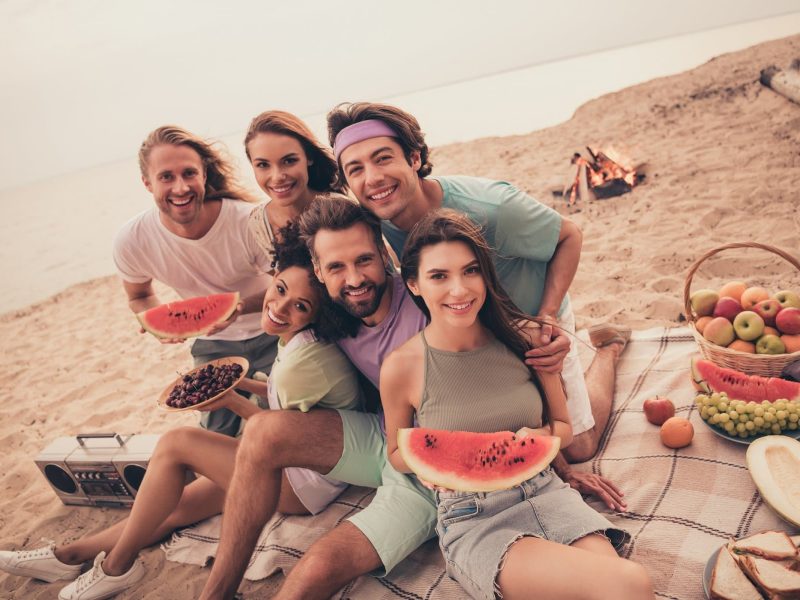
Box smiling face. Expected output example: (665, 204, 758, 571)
(311, 222, 389, 322)
(407, 240, 486, 328)
(261, 265, 320, 340)
(339, 136, 421, 222)
(247, 132, 313, 208)
(142, 144, 207, 229)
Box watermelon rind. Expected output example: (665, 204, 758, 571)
(137, 292, 240, 339)
(397, 428, 560, 492)
(691, 357, 800, 402)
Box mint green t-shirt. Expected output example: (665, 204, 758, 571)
(381, 175, 569, 317)
(270, 329, 363, 413)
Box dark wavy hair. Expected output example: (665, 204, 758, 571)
(273, 220, 359, 341)
(326, 102, 433, 179)
(244, 110, 342, 193)
(400, 209, 552, 424)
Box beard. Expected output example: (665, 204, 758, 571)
(333, 277, 388, 319)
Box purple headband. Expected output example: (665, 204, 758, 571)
(333, 119, 399, 161)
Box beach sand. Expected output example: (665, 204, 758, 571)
(1, 34, 799, 598)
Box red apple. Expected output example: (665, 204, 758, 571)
(756, 334, 786, 355)
(733, 311, 765, 341)
(713, 297, 743, 321)
(776, 307, 800, 335)
(704, 317, 735, 346)
(781, 334, 800, 353)
(740, 286, 770, 310)
(752, 298, 781, 327)
(643, 396, 676, 426)
(774, 290, 800, 310)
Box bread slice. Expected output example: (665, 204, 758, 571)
(709, 547, 763, 600)
(731, 531, 799, 560)
(792, 535, 800, 548)
(739, 554, 800, 596)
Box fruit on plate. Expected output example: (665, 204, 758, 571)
(704, 317, 735, 346)
(713, 297, 743, 322)
(774, 290, 800, 310)
(728, 339, 756, 353)
(733, 311, 765, 342)
(659, 417, 693, 449)
(718, 281, 747, 303)
(643, 396, 675, 425)
(776, 307, 800, 335)
(396, 428, 560, 492)
(756, 335, 786, 355)
(690, 289, 719, 317)
(137, 292, 240, 339)
(690, 358, 800, 402)
(696, 392, 800, 438)
(741, 287, 770, 310)
(752, 299, 781, 327)
(746, 436, 800, 527)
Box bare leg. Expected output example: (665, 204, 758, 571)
(200, 409, 345, 600)
(275, 522, 381, 600)
(563, 343, 624, 463)
(497, 534, 653, 600)
(100, 427, 240, 575)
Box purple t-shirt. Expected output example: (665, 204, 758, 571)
(337, 274, 428, 389)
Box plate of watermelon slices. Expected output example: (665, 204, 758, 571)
(157, 356, 249, 412)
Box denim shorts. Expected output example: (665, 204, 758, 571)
(435, 467, 629, 600)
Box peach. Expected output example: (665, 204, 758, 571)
(718, 281, 747, 303)
(781, 334, 800, 354)
(695, 316, 713, 334)
(728, 339, 756, 353)
(740, 286, 770, 310)
(703, 317, 735, 346)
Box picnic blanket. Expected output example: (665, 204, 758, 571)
(163, 326, 797, 599)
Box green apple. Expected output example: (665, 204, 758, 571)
(756, 334, 786, 355)
(733, 311, 765, 341)
(690, 289, 719, 317)
(774, 290, 800, 310)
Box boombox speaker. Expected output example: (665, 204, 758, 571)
(35, 433, 160, 507)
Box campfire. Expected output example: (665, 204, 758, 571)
(559, 145, 646, 206)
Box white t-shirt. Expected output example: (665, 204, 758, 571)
(113, 199, 272, 341)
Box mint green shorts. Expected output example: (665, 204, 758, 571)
(327, 410, 436, 575)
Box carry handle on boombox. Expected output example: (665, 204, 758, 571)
(76, 433, 130, 448)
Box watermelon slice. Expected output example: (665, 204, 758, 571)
(691, 357, 800, 402)
(137, 292, 240, 339)
(397, 428, 560, 492)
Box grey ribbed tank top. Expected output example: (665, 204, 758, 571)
(416, 331, 543, 433)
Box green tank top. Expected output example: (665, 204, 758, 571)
(417, 330, 543, 433)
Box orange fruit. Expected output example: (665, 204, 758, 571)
(660, 417, 694, 449)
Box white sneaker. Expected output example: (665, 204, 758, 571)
(0, 541, 81, 582)
(58, 551, 145, 600)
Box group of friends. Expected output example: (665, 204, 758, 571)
(0, 103, 655, 599)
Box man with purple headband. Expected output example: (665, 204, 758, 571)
(327, 102, 630, 506)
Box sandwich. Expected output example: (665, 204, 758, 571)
(731, 531, 799, 561)
(739, 554, 800, 597)
(709, 546, 763, 600)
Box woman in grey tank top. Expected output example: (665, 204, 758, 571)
(380, 210, 651, 600)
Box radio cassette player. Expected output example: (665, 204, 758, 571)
(35, 433, 160, 507)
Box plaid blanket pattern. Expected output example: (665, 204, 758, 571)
(163, 327, 797, 599)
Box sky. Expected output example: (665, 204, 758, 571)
(1, 0, 799, 191)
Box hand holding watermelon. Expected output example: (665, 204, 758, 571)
(137, 292, 241, 341)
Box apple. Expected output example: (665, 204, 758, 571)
(729, 339, 756, 353)
(774, 290, 800, 310)
(756, 334, 786, 355)
(703, 317, 735, 346)
(752, 298, 781, 327)
(690, 289, 719, 317)
(763, 326, 780, 337)
(643, 396, 676, 425)
(776, 307, 800, 335)
(740, 286, 770, 310)
(713, 297, 743, 322)
(781, 334, 800, 353)
(718, 281, 747, 302)
(695, 316, 713, 334)
(733, 311, 765, 341)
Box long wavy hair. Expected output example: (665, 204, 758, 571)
(138, 125, 256, 202)
(244, 110, 341, 193)
(400, 209, 551, 423)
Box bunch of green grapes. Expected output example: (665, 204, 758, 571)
(696, 392, 800, 439)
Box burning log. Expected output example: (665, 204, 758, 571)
(558, 145, 645, 206)
(760, 59, 800, 106)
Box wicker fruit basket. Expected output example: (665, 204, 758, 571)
(683, 242, 800, 377)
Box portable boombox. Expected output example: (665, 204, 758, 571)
(35, 433, 160, 508)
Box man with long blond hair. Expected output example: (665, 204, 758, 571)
(113, 125, 278, 437)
